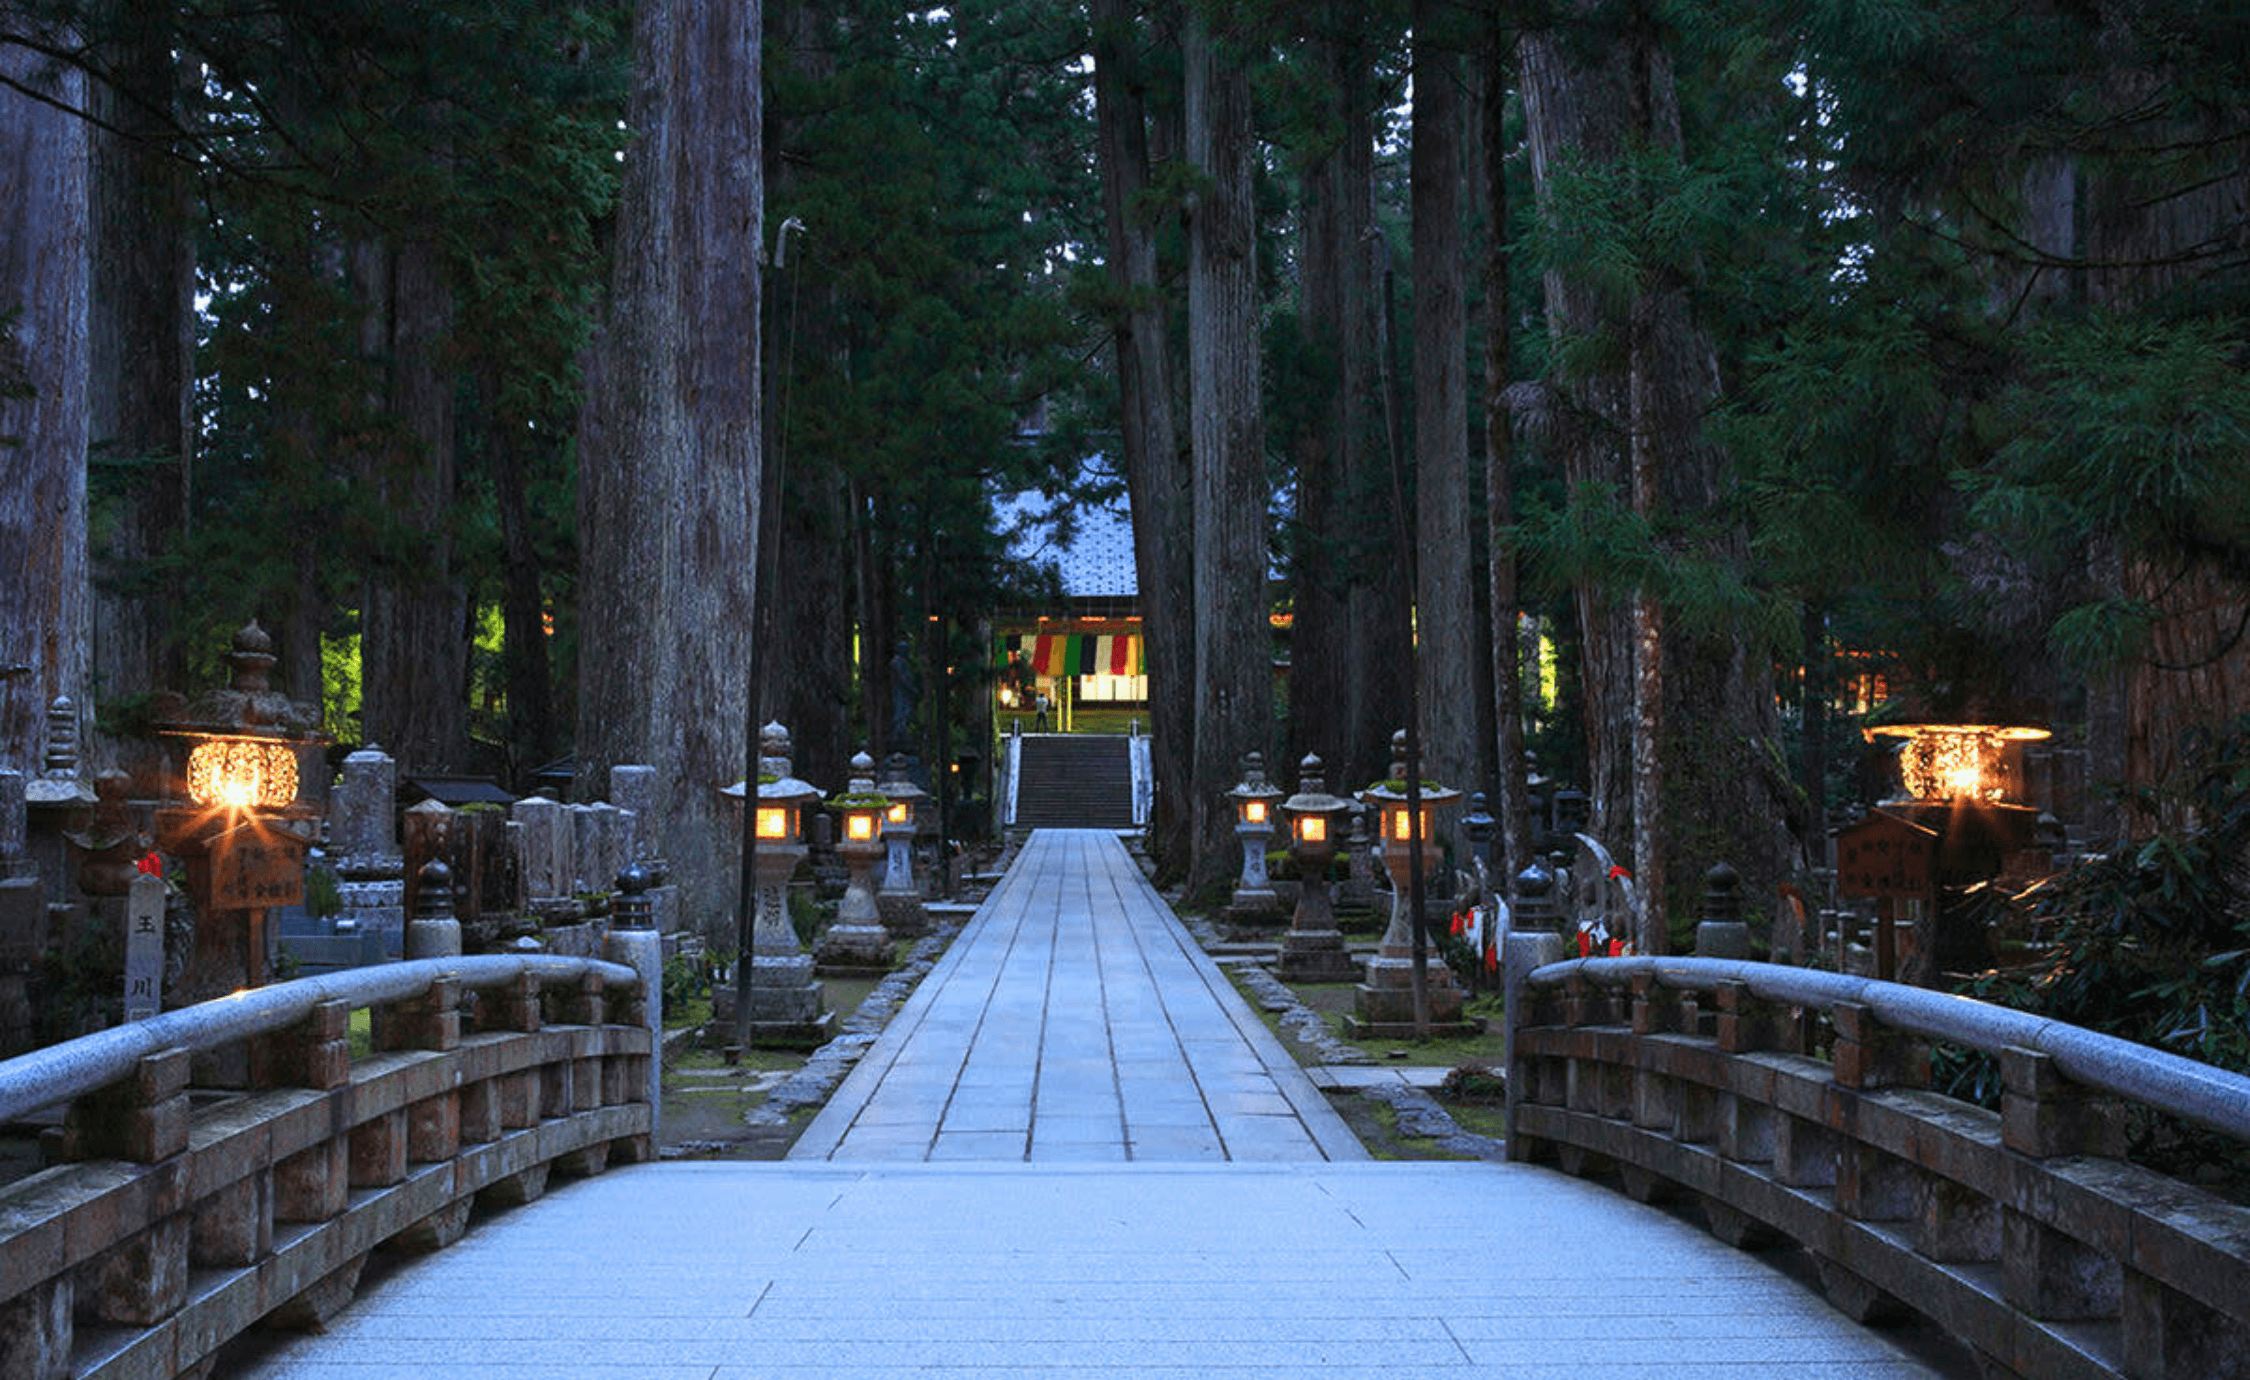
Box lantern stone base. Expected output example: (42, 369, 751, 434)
(1276, 929, 1362, 984)
(1224, 888, 1283, 925)
(877, 891, 929, 938)
(814, 920, 895, 978)
(716, 953, 835, 1049)
(1345, 953, 1476, 1039)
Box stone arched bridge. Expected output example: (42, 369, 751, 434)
(4, 830, 2246, 1377)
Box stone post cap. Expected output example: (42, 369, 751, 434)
(1702, 861, 1741, 923)
(415, 859, 454, 920)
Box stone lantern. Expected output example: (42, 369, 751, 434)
(814, 751, 896, 976)
(1276, 755, 1358, 983)
(1349, 730, 1470, 1038)
(153, 621, 323, 1001)
(874, 752, 928, 938)
(1224, 752, 1284, 923)
(720, 722, 832, 1047)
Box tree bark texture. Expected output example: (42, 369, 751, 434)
(486, 392, 558, 780)
(1356, 245, 1414, 797)
(1518, 11, 1796, 921)
(86, 7, 192, 755)
(2077, 59, 2250, 824)
(577, 0, 761, 925)
(1482, 24, 1531, 892)
(355, 236, 468, 775)
(1184, 12, 1270, 896)
(1412, 0, 1476, 814)
(0, 38, 91, 775)
(1623, 17, 1666, 955)
(1093, 0, 1194, 878)
(1289, 3, 1394, 796)
(768, 473, 850, 788)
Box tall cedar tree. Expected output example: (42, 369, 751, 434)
(1184, 6, 1272, 896)
(0, 30, 90, 775)
(576, 0, 760, 923)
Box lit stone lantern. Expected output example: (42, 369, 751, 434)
(154, 621, 322, 1000)
(814, 751, 896, 976)
(1349, 730, 1470, 1038)
(1276, 755, 1359, 983)
(1224, 752, 1284, 923)
(1845, 711, 2056, 983)
(719, 723, 832, 1047)
(875, 752, 928, 938)
(1865, 720, 2051, 805)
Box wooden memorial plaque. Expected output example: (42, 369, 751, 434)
(1835, 811, 1938, 900)
(209, 820, 308, 911)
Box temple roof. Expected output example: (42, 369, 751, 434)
(994, 483, 1137, 600)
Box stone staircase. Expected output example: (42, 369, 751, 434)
(1013, 733, 1135, 830)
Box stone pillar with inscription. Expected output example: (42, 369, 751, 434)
(329, 746, 405, 953)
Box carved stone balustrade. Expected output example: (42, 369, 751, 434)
(0, 947, 657, 1380)
(1503, 953, 2250, 1380)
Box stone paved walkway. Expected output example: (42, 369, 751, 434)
(231, 828, 1945, 1379)
(792, 829, 1364, 1162)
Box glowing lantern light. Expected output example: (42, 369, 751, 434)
(756, 806, 791, 841)
(1865, 722, 2050, 803)
(186, 737, 299, 810)
(1296, 814, 1327, 844)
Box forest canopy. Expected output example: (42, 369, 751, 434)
(2, 0, 2244, 925)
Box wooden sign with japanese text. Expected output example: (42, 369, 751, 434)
(209, 821, 308, 911)
(1835, 811, 1938, 901)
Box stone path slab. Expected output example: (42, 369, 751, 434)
(791, 829, 1364, 1162)
(231, 1161, 1941, 1378)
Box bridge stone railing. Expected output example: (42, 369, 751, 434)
(1502, 945, 2250, 1380)
(0, 945, 658, 1380)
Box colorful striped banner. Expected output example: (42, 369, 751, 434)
(1006, 632, 1144, 679)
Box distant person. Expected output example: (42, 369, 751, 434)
(1034, 692, 1051, 732)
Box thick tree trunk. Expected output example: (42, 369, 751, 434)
(1290, 3, 1388, 794)
(577, 0, 761, 924)
(0, 38, 91, 773)
(1412, 0, 1476, 817)
(488, 401, 557, 782)
(2076, 59, 2250, 826)
(356, 237, 468, 773)
(770, 474, 851, 786)
(1353, 245, 1414, 796)
(853, 478, 891, 764)
(1623, 18, 1666, 954)
(1092, 0, 1194, 878)
(1518, 9, 1796, 920)
(1482, 25, 1531, 891)
(86, 7, 192, 756)
(1184, 11, 1269, 897)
